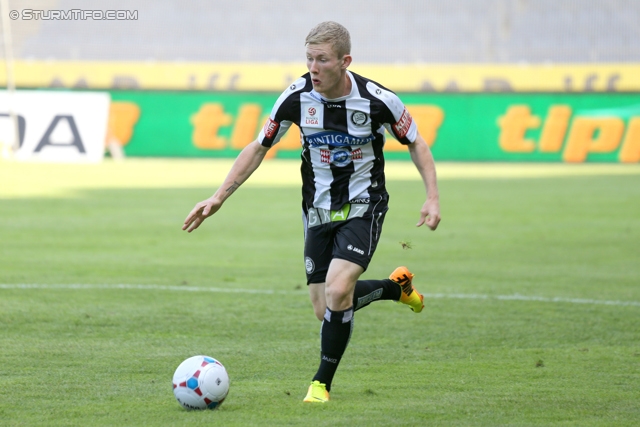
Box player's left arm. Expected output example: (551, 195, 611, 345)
(407, 133, 441, 230)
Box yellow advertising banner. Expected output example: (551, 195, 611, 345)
(100, 91, 640, 163)
(6, 61, 640, 92)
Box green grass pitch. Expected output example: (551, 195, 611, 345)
(1, 160, 639, 426)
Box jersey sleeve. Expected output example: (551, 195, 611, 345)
(257, 76, 306, 148)
(366, 81, 417, 145)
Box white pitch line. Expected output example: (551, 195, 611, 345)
(0, 283, 298, 295)
(421, 293, 640, 307)
(1, 284, 639, 307)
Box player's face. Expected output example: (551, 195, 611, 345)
(306, 43, 351, 99)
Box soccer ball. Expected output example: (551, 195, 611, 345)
(172, 355, 230, 410)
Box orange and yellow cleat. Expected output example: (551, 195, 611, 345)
(389, 266, 424, 313)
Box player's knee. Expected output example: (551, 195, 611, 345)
(324, 284, 353, 310)
(325, 284, 346, 300)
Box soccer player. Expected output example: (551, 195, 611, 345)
(183, 21, 440, 403)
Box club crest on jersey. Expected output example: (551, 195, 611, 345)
(321, 148, 363, 167)
(306, 107, 319, 125)
(351, 111, 369, 126)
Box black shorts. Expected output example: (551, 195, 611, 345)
(302, 198, 388, 284)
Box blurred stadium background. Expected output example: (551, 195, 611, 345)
(5, 0, 640, 63)
(1, 0, 639, 162)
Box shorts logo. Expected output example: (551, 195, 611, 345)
(263, 118, 279, 139)
(351, 111, 369, 126)
(320, 148, 363, 166)
(290, 84, 296, 90)
(347, 244, 365, 255)
(392, 108, 413, 139)
(305, 257, 315, 274)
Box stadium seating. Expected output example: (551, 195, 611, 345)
(6, 0, 640, 63)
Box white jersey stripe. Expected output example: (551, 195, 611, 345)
(348, 144, 374, 201)
(309, 148, 334, 208)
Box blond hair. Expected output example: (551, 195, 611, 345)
(305, 21, 351, 58)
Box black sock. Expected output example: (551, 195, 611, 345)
(352, 279, 401, 311)
(312, 307, 354, 392)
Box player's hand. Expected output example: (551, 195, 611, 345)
(416, 198, 440, 230)
(182, 197, 222, 233)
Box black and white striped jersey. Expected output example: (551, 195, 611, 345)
(258, 70, 418, 211)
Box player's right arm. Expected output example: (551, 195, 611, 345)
(183, 76, 302, 232)
(182, 140, 269, 232)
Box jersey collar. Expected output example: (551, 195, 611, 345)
(310, 71, 356, 103)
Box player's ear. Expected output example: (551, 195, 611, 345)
(341, 54, 352, 69)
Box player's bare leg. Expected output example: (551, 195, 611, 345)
(324, 258, 362, 311)
(309, 283, 326, 321)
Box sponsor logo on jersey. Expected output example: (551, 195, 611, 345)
(351, 111, 369, 126)
(320, 150, 331, 163)
(320, 148, 363, 166)
(305, 107, 319, 125)
(325, 102, 342, 108)
(306, 204, 368, 228)
(392, 107, 413, 139)
(349, 197, 370, 204)
(306, 131, 375, 147)
(263, 118, 279, 139)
